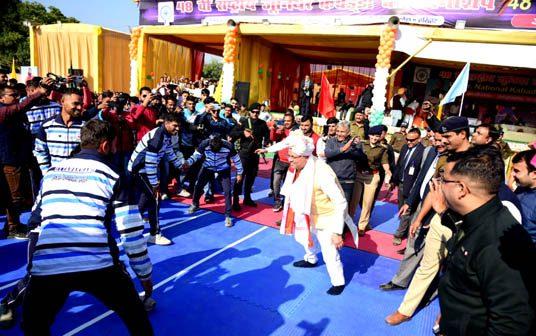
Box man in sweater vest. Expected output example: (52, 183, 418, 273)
(279, 134, 358, 296)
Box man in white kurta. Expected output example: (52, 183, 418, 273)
(279, 135, 358, 295)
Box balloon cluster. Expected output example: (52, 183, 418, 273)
(221, 21, 239, 103)
(223, 25, 238, 64)
(370, 17, 399, 127)
(375, 25, 397, 69)
(129, 27, 142, 61)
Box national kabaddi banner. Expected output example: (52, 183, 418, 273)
(139, 0, 536, 30)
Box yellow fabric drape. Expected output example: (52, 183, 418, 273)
(142, 36, 192, 88)
(32, 24, 98, 89)
(237, 37, 271, 105)
(31, 23, 130, 92)
(101, 30, 130, 92)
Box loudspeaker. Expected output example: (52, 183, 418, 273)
(235, 81, 250, 107)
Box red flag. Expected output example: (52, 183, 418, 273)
(318, 72, 335, 118)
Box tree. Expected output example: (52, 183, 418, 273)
(202, 59, 223, 80)
(0, 0, 79, 71)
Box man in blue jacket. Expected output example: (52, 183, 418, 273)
(511, 149, 536, 243)
(186, 135, 243, 227)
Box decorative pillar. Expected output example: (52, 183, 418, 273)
(370, 17, 399, 127)
(221, 20, 239, 104)
(129, 27, 142, 96)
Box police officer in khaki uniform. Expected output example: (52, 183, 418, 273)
(350, 110, 368, 141)
(420, 127, 434, 147)
(350, 125, 392, 236)
(389, 122, 408, 163)
(496, 128, 513, 160)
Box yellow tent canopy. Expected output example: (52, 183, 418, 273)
(30, 23, 130, 92)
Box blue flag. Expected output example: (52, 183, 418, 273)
(440, 63, 470, 106)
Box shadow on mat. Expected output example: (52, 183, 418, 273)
(297, 317, 330, 336)
(151, 249, 305, 335)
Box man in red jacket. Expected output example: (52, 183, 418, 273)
(127, 87, 159, 142)
(98, 93, 136, 176)
(263, 112, 298, 212)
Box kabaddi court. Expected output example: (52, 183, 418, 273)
(0, 159, 439, 335)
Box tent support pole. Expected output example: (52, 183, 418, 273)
(387, 39, 432, 107)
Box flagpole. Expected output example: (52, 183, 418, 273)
(458, 92, 465, 117)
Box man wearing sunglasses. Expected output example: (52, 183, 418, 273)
(231, 103, 270, 210)
(389, 122, 408, 163)
(390, 128, 424, 246)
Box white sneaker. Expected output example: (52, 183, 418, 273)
(147, 233, 172, 245)
(177, 190, 191, 198)
(225, 217, 233, 227)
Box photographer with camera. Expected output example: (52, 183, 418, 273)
(127, 87, 159, 142)
(98, 91, 136, 176)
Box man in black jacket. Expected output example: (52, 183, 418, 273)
(231, 103, 270, 210)
(390, 128, 425, 245)
(438, 149, 535, 335)
(299, 75, 314, 118)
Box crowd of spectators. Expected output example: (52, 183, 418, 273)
(0, 70, 535, 334)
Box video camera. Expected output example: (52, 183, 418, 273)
(68, 68, 84, 87)
(108, 93, 130, 111)
(43, 73, 69, 92)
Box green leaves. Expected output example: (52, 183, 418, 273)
(202, 59, 223, 80)
(0, 0, 79, 71)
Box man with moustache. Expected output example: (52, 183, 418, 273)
(438, 150, 535, 335)
(33, 89, 85, 175)
(511, 150, 536, 243)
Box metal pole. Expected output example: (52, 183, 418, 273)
(387, 39, 433, 109)
(458, 92, 465, 117)
(387, 39, 433, 79)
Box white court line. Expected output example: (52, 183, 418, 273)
(0, 280, 19, 292)
(63, 226, 269, 336)
(118, 211, 211, 247)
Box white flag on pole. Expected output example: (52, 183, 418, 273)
(440, 63, 470, 106)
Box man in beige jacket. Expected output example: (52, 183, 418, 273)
(276, 134, 358, 296)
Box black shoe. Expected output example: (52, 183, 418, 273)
(379, 281, 405, 291)
(232, 202, 241, 211)
(327, 285, 345, 296)
(293, 260, 317, 268)
(243, 199, 257, 207)
(268, 191, 274, 198)
(358, 229, 366, 237)
(204, 196, 214, 204)
(273, 201, 283, 212)
(7, 230, 28, 240)
(0, 302, 14, 329)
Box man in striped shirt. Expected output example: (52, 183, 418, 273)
(24, 78, 62, 137)
(128, 113, 185, 245)
(33, 89, 84, 175)
(186, 135, 243, 227)
(22, 120, 154, 335)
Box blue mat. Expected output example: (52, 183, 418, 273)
(1, 199, 438, 335)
